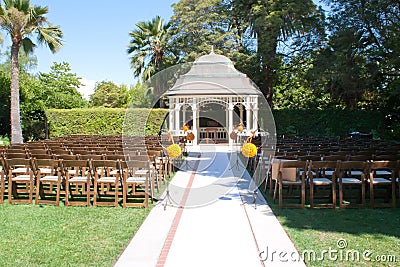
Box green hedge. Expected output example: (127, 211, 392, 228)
(46, 108, 168, 138)
(272, 109, 386, 138)
(46, 108, 391, 140)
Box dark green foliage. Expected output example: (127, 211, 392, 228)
(168, 0, 239, 62)
(308, 0, 400, 111)
(38, 62, 87, 109)
(230, 0, 325, 104)
(89, 81, 128, 108)
(273, 109, 387, 139)
(0, 71, 11, 137)
(45, 108, 394, 141)
(46, 108, 169, 138)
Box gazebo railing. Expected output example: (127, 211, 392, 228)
(199, 128, 227, 143)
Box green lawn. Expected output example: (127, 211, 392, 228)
(262, 191, 400, 267)
(0, 173, 173, 266)
(0, 204, 151, 266)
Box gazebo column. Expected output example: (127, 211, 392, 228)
(252, 96, 259, 131)
(239, 105, 244, 124)
(225, 108, 229, 130)
(228, 100, 234, 146)
(246, 97, 252, 132)
(182, 105, 187, 126)
(169, 97, 174, 132)
(253, 107, 259, 131)
(192, 98, 198, 145)
(175, 103, 181, 134)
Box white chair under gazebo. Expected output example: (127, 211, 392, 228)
(166, 51, 263, 147)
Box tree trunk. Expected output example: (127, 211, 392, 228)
(257, 27, 279, 108)
(10, 42, 23, 144)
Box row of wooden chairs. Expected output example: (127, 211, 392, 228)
(0, 156, 164, 208)
(260, 158, 399, 209)
(275, 138, 400, 157)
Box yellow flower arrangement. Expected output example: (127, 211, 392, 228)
(237, 124, 243, 132)
(182, 125, 189, 132)
(241, 142, 257, 158)
(167, 144, 182, 159)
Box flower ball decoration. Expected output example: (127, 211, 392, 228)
(166, 131, 182, 159)
(182, 125, 189, 132)
(241, 142, 257, 158)
(237, 124, 243, 132)
(186, 132, 195, 141)
(167, 144, 182, 159)
(229, 131, 237, 140)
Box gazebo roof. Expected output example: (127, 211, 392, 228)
(166, 52, 262, 96)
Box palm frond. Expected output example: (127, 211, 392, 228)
(36, 26, 63, 53)
(3, 0, 15, 9)
(28, 6, 49, 27)
(127, 15, 171, 79)
(21, 36, 35, 54)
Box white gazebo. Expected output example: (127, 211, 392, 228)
(166, 51, 263, 146)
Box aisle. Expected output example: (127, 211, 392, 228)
(115, 149, 305, 267)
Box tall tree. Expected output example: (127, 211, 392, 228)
(167, 0, 260, 103)
(127, 15, 174, 81)
(308, 28, 378, 109)
(321, 0, 400, 111)
(0, 0, 63, 144)
(89, 81, 128, 108)
(168, 0, 240, 62)
(38, 62, 86, 109)
(231, 0, 325, 105)
(126, 82, 152, 108)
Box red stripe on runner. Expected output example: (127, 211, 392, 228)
(157, 157, 200, 266)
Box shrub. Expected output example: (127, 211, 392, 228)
(46, 108, 393, 141)
(272, 109, 386, 139)
(46, 108, 168, 138)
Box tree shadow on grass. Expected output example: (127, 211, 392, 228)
(262, 191, 400, 239)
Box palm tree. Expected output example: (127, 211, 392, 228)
(0, 0, 63, 144)
(127, 16, 171, 81)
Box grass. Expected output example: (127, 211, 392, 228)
(0, 173, 173, 267)
(0, 204, 151, 266)
(261, 188, 400, 266)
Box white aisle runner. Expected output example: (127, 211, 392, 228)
(115, 149, 306, 267)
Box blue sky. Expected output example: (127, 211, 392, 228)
(1, 0, 326, 99)
(21, 0, 177, 98)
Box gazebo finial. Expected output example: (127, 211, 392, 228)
(210, 45, 215, 54)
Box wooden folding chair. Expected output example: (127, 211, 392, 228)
(308, 160, 338, 208)
(146, 150, 165, 191)
(92, 160, 121, 208)
(337, 161, 367, 209)
(0, 156, 6, 204)
(368, 161, 396, 208)
(79, 154, 104, 161)
(6, 158, 34, 204)
(62, 159, 92, 207)
(275, 160, 307, 209)
(4, 152, 29, 159)
(30, 153, 54, 160)
(33, 158, 63, 206)
(129, 154, 155, 192)
(120, 160, 150, 208)
(54, 154, 79, 160)
(259, 153, 272, 194)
